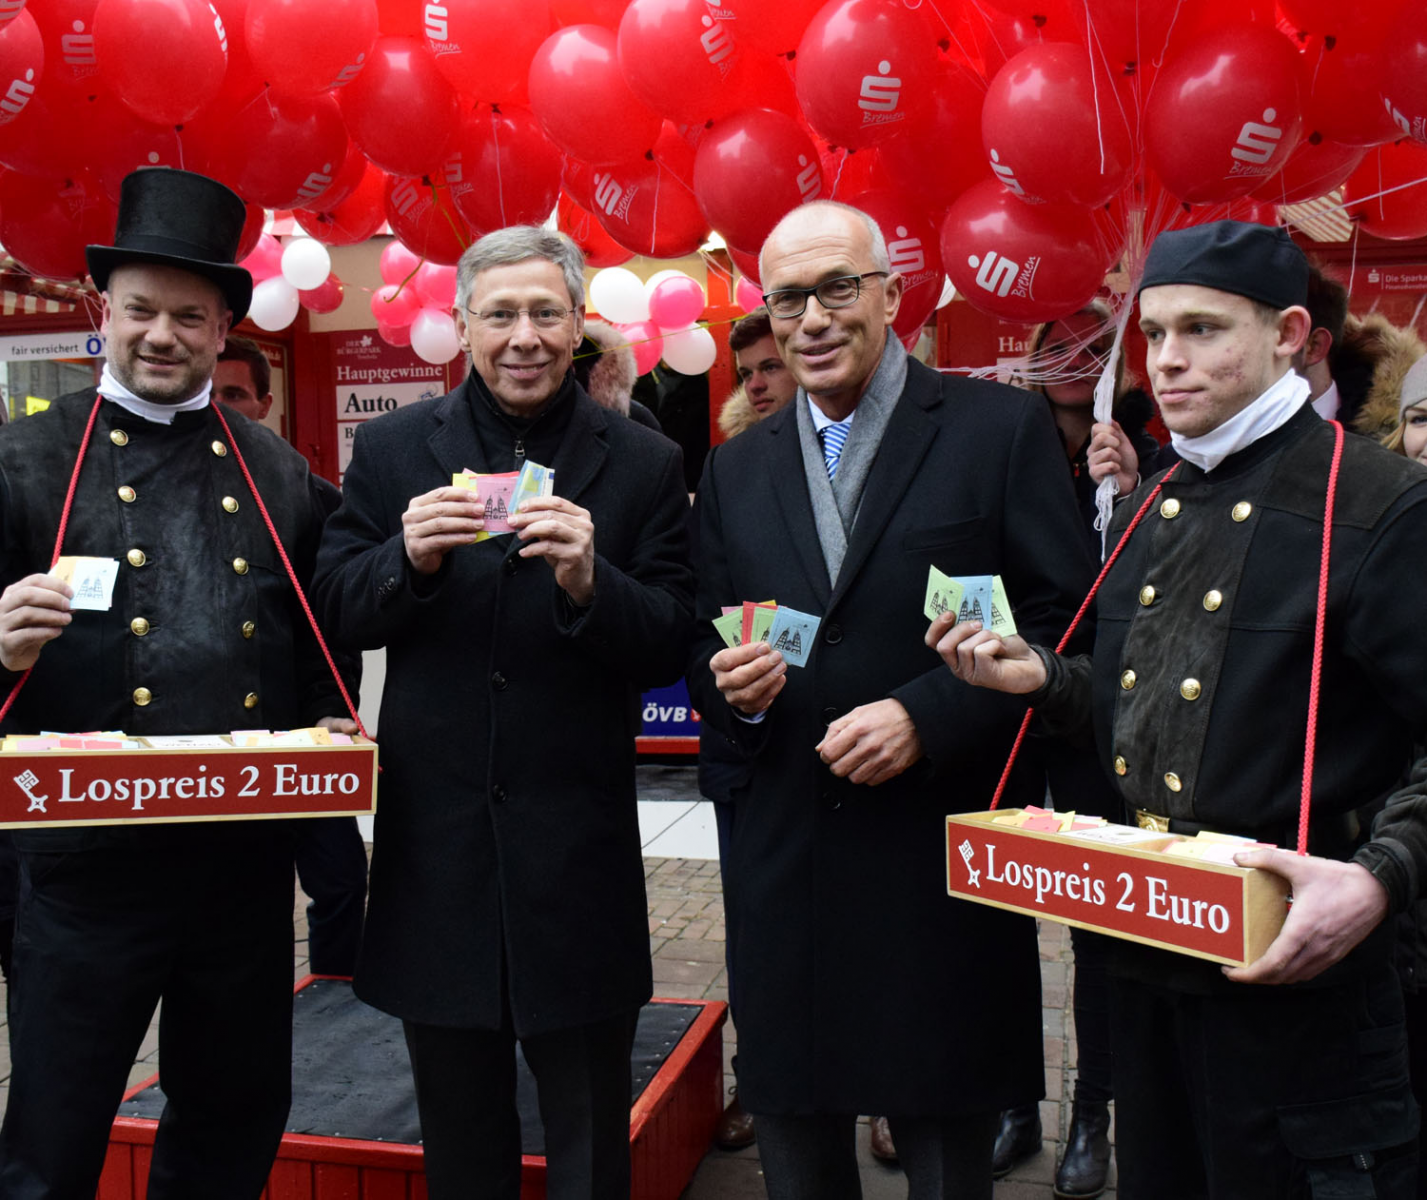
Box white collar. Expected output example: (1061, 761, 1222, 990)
(1169, 370, 1311, 473)
(805, 395, 853, 433)
(96, 362, 211, 425)
(1311, 379, 1341, 421)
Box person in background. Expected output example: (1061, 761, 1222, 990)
(574, 318, 663, 433)
(1296, 263, 1356, 425)
(216, 334, 369, 977)
(1348, 314, 1427, 444)
(721, 307, 799, 437)
(1379, 355, 1427, 465)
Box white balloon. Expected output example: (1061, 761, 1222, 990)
(248, 277, 300, 331)
(661, 325, 716, 375)
(280, 237, 332, 291)
(410, 305, 462, 364)
(589, 267, 649, 324)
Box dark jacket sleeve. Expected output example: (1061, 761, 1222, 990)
(295, 471, 362, 723)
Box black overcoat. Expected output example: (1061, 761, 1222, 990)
(686, 357, 1095, 1116)
(312, 379, 693, 1035)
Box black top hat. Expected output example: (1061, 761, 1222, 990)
(86, 168, 253, 322)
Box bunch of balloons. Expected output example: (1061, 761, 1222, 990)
(368, 240, 460, 362)
(588, 267, 713, 374)
(238, 231, 346, 330)
(0, 0, 1423, 334)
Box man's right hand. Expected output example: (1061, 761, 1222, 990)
(924, 616, 1047, 695)
(711, 641, 787, 716)
(0, 574, 73, 672)
(402, 486, 485, 576)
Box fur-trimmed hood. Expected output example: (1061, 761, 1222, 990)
(1342, 312, 1427, 441)
(575, 319, 636, 417)
(718, 385, 761, 439)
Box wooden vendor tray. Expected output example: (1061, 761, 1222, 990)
(946, 809, 1291, 967)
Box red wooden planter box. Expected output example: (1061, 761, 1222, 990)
(102, 982, 727, 1200)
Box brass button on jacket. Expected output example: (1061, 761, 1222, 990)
(1164, 772, 1183, 792)
(242, 621, 255, 639)
(244, 692, 259, 709)
(211, 440, 228, 457)
(1180, 678, 1202, 701)
(117, 486, 136, 503)
(1139, 585, 1156, 606)
(1160, 498, 1181, 519)
(1203, 590, 1223, 612)
(1120, 669, 1137, 690)
(130, 617, 150, 636)
(126, 548, 146, 568)
(1113, 755, 1128, 776)
(222, 496, 239, 513)
(233, 557, 249, 575)
(110, 429, 129, 447)
(133, 687, 152, 706)
(1232, 501, 1252, 522)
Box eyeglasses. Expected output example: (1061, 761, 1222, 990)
(467, 306, 573, 330)
(762, 272, 889, 320)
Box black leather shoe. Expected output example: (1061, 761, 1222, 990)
(992, 1103, 1042, 1178)
(715, 1091, 756, 1149)
(1054, 1104, 1112, 1198)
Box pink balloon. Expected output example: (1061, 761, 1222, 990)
(239, 233, 283, 282)
(413, 261, 457, 309)
(380, 239, 422, 286)
(647, 275, 705, 329)
(734, 276, 763, 313)
(370, 281, 422, 326)
(616, 320, 664, 375)
(299, 273, 345, 313)
(376, 316, 412, 347)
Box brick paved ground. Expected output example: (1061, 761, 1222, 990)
(0, 854, 1113, 1198)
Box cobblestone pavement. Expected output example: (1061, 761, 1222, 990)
(0, 854, 1112, 1198)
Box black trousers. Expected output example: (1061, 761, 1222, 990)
(0, 840, 295, 1200)
(403, 1008, 639, 1200)
(294, 816, 367, 976)
(1069, 925, 1113, 1108)
(752, 1110, 1000, 1200)
(1110, 963, 1419, 1199)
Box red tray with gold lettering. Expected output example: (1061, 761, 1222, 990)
(946, 809, 1290, 967)
(0, 734, 377, 828)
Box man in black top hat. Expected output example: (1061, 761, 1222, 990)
(931, 221, 1427, 1197)
(0, 167, 355, 1198)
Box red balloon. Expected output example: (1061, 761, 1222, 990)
(0, 2, 27, 30)
(0, 89, 84, 177)
(982, 42, 1131, 209)
(556, 192, 632, 267)
(879, 61, 988, 210)
(0, 8, 41, 127)
(550, 0, 629, 29)
(795, 0, 938, 149)
(423, 0, 549, 103)
(693, 107, 823, 254)
(88, 102, 186, 201)
(0, 169, 115, 280)
(209, 0, 265, 95)
(374, 0, 420, 36)
(29, 0, 99, 98)
(720, 0, 823, 55)
(847, 188, 944, 341)
(1061, 0, 1174, 68)
(370, 280, 421, 326)
(1382, 3, 1427, 146)
(447, 104, 564, 235)
(528, 24, 661, 165)
(728, 244, 761, 286)
(562, 155, 596, 210)
(236, 201, 265, 261)
(1346, 140, 1427, 241)
(338, 36, 459, 177)
(819, 145, 891, 202)
(617, 0, 740, 124)
(940, 178, 1105, 322)
(590, 155, 707, 257)
(1251, 135, 1367, 205)
(1145, 24, 1303, 204)
(94, 0, 227, 124)
(299, 273, 345, 313)
(383, 173, 472, 265)
(294, 161, 389, 244)
(246, 0, 377, 96)
(223, 88, 349, 210)
(293, 135, 368, 211)
(1278, 0, 1407, 42)
(715, 49, 801, 121)
(1300, 32, 1402, 148)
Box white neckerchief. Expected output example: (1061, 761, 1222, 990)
(96, 362, 211, 425)
(1170, 370, 1310, 473)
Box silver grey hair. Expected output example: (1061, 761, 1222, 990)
(455, 226, 586, 312)
(759, 200, 892, 279)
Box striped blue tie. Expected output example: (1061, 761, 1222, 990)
(820, 418, 851, 480)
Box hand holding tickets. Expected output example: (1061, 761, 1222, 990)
(924, 567, 1016, 637)
(452, 460, 556, 542)
(713, 600, 822, 668)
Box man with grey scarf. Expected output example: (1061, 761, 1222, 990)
(686, 202, 1093, 1199)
